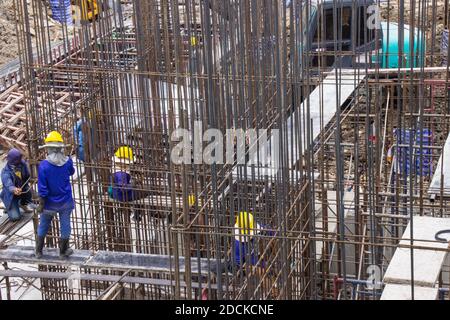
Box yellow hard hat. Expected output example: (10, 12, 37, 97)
(190, 36, 197, 46)
(235, 211, 254, 235)
(44, 131, 64, 144)
(188, 194, 196, 206)
(114, 146, 135, 163)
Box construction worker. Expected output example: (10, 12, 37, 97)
(35, 131, 75, 258)
(234, 211, 262, 267)
(0, 148, 36, 221)
(387, 144, 394, 164)
(109, 146, 147, 221)
(109, 146, 135, 202)
(74, 118, 85, 162)
(233, 211, 279, 297)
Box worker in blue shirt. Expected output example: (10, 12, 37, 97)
(109, 146, 135, 202)
(35, 131, 75, 258)
(74, 119, 85, 162)
(234, 211, 262, 267)
(0, 148, 36, 221)
(108, 146, 147, 221)
(233, 211, 277, 296)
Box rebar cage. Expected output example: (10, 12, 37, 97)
(3, 0, 450, 300)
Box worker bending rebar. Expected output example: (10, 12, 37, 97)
(35, 131, 75, 259)
(0, 148, 36, 221)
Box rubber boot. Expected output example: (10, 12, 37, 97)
(35, 236, 45, 258)
(59, 238, 74, 258)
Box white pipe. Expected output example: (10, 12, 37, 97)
(380, 91, 390, 177)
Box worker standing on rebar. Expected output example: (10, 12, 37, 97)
(0, 148, 36, 221)
(35, 131, 75, 259)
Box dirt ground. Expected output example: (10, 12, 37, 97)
(380, 0, 448, 66)
(0, 0, 72, 68)
(0, 0, 19, 66)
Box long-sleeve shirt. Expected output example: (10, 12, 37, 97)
(74, 120, 85, 162)
(0, 160, 31, 210)
(38, 158, 75, 211)
(110, 171, 134, 202)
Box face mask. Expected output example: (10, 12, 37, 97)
(8, 160, 21, 168)
(46, 147, 69, 166)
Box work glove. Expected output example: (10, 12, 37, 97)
(37, 197, 45, 214)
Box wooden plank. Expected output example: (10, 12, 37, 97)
(0, 212, 34, 240)
(98, 194, 183, 209)
(0, 84, 19, 100)
(7, 109, 26, 124)
(0, 134, 27, 148)
(0, 95, 23, 114)
(55, 92, 70, 105)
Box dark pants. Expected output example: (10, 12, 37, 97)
(109, 189, 149, 222)
(6, 191, 32, 221)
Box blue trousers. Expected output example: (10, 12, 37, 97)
(234, 239, 258, 266)
(6, 191, 32, 221)
(37, 202, 73, 239)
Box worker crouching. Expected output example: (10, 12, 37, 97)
(234, 211, 262, 267)
(0, 148, 36, 221)
(35, 131, 75, 259)
(108, 146, 148, 221)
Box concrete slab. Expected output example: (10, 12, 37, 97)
(315, 190, 355, 232)
(383, 216, 450, 287)
(381, 284, 439, 300)
(314, 190, 355, 259)
(233, 70, 366, 179)
(429, 132, 450, 197)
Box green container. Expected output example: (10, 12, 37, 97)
(374, 22, 425, 68)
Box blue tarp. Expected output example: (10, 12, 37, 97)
(50, 0, 73, 25)
(394, 129, 432, 176)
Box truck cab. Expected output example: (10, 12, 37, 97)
(301, 0, 425, 69)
